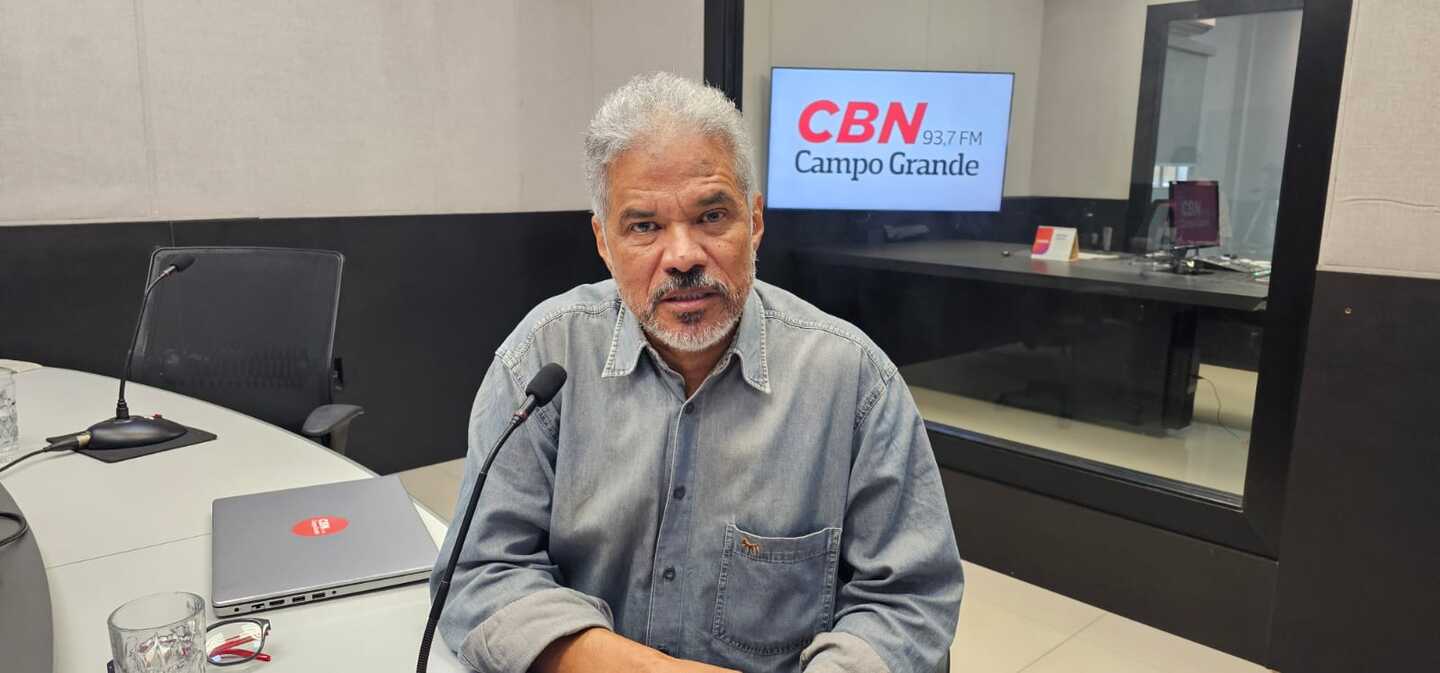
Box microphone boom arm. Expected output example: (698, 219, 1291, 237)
(82, 254, 196, 451)
(417, 362, 566, 673)
(115, 263, 180, 419)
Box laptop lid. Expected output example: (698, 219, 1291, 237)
(212, 475, 439, 614)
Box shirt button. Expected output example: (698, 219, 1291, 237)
(672, 486, 686, 500)
(662, 566, 676, 581)
(683, 403, 695, 415)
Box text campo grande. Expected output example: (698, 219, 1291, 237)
(794, 149, 982, 182)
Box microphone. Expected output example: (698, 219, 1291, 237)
(417, 363, 568, 673)
(85, 254, 197, 450)
(516, 361, 567, 422)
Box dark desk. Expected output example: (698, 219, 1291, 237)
(796, 240, 1268, 312)
(0, 481, 52, 673)
(795, 240, 1270, 432)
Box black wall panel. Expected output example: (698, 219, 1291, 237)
(1270, 270, 1440, 672)
(0, 222, 175, 377)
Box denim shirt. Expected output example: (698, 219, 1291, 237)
(431, 279, 962, 673)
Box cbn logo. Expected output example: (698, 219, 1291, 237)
(291, 514, 350, 537)
(798, 100, 929, 144)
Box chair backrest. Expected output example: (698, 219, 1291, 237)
(132, 247, 344, 434)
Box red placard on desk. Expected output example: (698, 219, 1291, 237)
(1032, 226, 1079, 261)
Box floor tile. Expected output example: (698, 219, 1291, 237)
(962, 561, 1104, 635)
(437, 457, 467, 478)
(398, 463, 462, 520)
(951, 594, 1094, 673)
(1021, 614, 1268, 673)
(1018, 635, 1168, 673)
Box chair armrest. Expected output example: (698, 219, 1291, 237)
(302, 404, 365, 438)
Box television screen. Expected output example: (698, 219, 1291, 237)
(765, 67, 1014, 212)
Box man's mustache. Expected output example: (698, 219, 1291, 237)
(647, 269, 730, 309)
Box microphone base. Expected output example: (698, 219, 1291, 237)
(86, 415, 188, 450)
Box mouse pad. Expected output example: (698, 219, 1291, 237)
(45, 426, 217, 463)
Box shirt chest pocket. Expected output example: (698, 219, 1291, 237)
(711, 523, 842, 656)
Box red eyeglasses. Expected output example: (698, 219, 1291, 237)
(205, 617, 272, 666)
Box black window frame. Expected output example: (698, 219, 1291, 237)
(705, 0, 1352, 559)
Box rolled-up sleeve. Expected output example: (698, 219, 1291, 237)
(801, 374, 964, 673)
(430, 358, 612, 673)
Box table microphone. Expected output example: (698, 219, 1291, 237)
(417, 362, 568, 673)
(84, 254, 196, 450)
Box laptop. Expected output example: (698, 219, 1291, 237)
(212, 475, 440, 616)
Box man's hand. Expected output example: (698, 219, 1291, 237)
(649, 657, 739, 673)
(533, 628, 739, 673)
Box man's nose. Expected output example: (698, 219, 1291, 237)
(661, 224, 706, 274)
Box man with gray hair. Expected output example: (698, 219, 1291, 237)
(431, 72, 962, 673)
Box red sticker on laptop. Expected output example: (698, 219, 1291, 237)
(291, 515, 349, 537)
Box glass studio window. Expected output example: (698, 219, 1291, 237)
(749, 0, 1304, 498)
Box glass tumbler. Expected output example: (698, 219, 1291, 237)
(107, 592, 207, 673)
(0, 366, 18, 461)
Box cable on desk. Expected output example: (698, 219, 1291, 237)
(0, 434, 88, 477)
(0, 511, 27, 549)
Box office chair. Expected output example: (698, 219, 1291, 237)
(132, 247, 364, 454)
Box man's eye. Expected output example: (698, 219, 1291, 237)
(630, 222, 659, 234)
(701, 210, 727, 223)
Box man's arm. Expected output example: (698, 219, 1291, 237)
(800, 375, 965, 673)
(534, 628, 739, 673)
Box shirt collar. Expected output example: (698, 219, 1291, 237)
(601, 286, 771, 394)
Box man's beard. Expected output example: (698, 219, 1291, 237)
(634, 265, 749, 353)
(613, 246, 760, 353)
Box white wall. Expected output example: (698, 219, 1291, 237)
(1030, 0, 1194, 199)
(0, 0, 703, 225)
(742, 0, 1045, 197)
(1317, 0, 1440, 279)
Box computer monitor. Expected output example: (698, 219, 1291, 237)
(1169, 180, 1220, 249)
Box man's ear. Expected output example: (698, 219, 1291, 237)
(750, 193, 766, 252)
(592, 215, 614, 274)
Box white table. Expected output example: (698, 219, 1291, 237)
(1, 366, 468, 672)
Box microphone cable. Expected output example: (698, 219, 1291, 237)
(0, 434, 90, 477)
(0, 438, 85, 550)
(0, 510, 28, 549)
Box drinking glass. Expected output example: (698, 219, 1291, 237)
(107, 592, 207, 673)
(0, 367, 19, 461)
